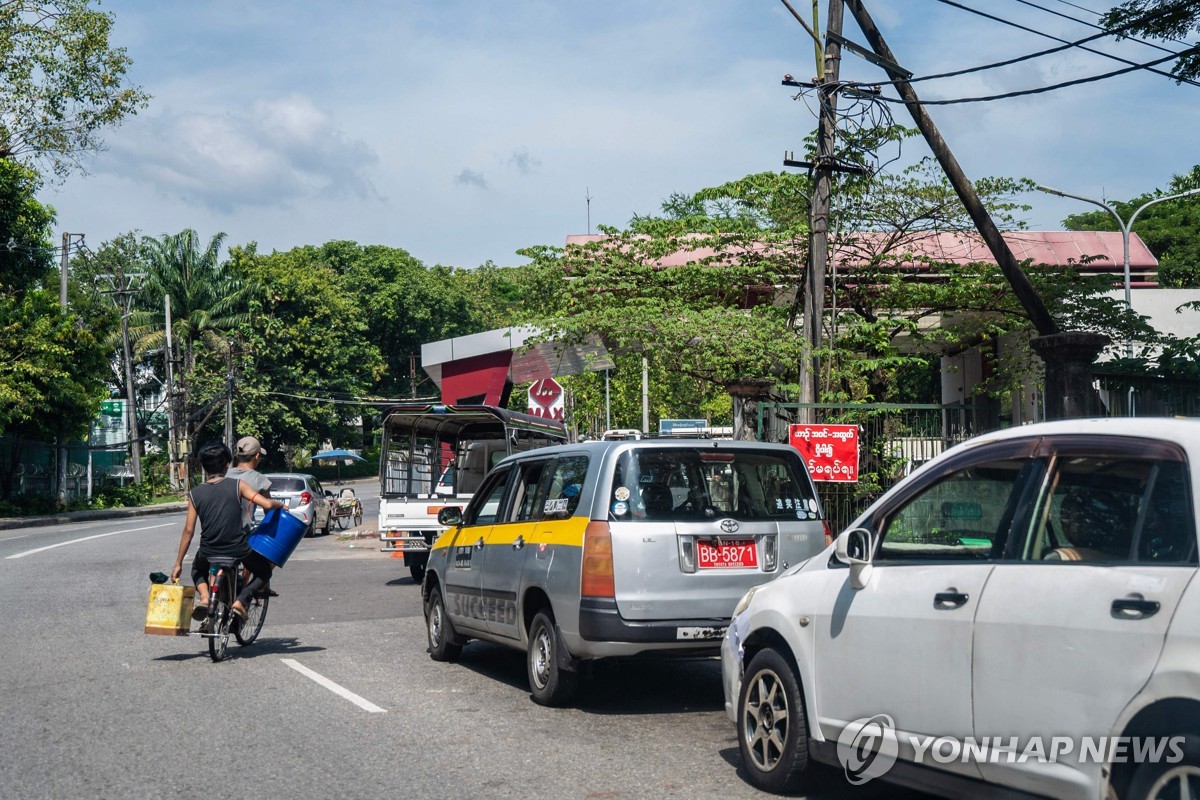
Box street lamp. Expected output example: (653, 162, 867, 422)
(1036, 183, 1200, 356)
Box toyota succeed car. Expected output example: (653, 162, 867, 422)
(722, 418, 1200, 800)
(423, 439, 829, 706)
(261, 473, 333, 536)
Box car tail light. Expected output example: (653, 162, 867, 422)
(823, 520, 833, 548)
(300, 491, 313, 506)
(581, 521, 615, 598)
(426, 506, 443, 515)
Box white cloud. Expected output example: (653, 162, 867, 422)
(97, 95, 379, 213)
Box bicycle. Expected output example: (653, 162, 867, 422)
(196, 556, 269, 662)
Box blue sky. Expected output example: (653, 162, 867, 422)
(43, 1, 1200, 269)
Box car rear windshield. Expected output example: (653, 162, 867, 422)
(270, 478, 306, 493)
(608, 448, 820, 522)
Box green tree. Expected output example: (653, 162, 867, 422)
(0, 163, 109, 497)
(224, 243, 383, 465)
(0, 0, 150, 177)
(1104, 1, 1200, 81)
(1061, 165, 1200, 288)
(128, 229, 253, 462)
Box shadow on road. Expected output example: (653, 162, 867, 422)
(451, 642, 726, 715)
(152, 636, 324, 662)
(717, 746, 933, 799)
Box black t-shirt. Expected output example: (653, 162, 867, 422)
(189, 478, 250, 559)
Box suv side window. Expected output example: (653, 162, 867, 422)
(877, 458, 1031, 561)
(1021, 456, 1197, 564)
(541, 456, 589, 520)
(465, 467, 513, 526)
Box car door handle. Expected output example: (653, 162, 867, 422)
(474, 537, 485, 550)
(934, 590, 969, 608)
(1112, 597, 1161, 618)
(513, 535, 525, 551)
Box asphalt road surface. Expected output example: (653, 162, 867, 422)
(0, 481, 930, 800)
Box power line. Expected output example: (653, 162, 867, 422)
(1045, 0, 1199, 49)
(1008, 0, 1183, 56)
(934, 0, 1200, 88)
(871, 49, 1187, 104)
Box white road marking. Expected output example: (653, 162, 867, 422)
(281, 659, 387, 713)
(5, 523, 176, 559)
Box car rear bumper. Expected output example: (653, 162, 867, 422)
(578, 597, 728, 650)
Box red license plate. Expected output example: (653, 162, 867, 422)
(696, 539, 758, 569)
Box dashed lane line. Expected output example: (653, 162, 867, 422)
(5, 522, 176, 559)
(281, 658, 387, 713)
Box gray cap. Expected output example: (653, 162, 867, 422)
(235, 436, 267, 457)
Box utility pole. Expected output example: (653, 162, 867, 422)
(56, 232, 84, 507)
(165, 295, 179, 491)
(102, 266, 145, 483)
(798, 0, 845, 421)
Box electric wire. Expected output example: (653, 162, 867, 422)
(1009, 0, 1183, 55)
(933, 0, 1200, 87)
(871, 49, 1186, 103)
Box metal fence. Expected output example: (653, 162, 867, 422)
(1096, 372, 1200, 418)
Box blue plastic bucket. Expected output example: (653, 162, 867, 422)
(248, 508, 307, 566)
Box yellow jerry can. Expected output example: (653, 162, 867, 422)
(145, 581, 196, 636)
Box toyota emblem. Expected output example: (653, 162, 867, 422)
(719, 519, 740, 534)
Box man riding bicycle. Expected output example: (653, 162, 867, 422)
(170, 442, 284, 628)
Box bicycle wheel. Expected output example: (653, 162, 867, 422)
(208, 573, 233, 662)
(235, 593, 269, 645)
(353, 503, 363, 526)
(336, 513, 349, 530)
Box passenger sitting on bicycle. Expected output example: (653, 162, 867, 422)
(170, 442, 285, 627)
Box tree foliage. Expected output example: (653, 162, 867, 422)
(0, 0, 149, 176)
(1104, 0, 1200, 81)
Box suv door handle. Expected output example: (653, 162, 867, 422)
(1112, 597, 1161, 618)
(934, 590, 969, 608)
(513, 535, 525, 551)
(474, 537, 485, 550)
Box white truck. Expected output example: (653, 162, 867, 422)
(377, 403, 567, 582)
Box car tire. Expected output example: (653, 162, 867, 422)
(1126, 734, 1200, 800)
(527, 610, 578, 707)
(426, 587, 462, 662)
(737, 648, 812, 794)
(320, 506, 331, 535)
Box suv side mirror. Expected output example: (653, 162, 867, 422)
(325, 490, 334, 498)
(438, 506, 463, 527)
(835, 527, 875, 590)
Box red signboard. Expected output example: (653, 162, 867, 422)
(527, 378, 565, 420)
(788, 424, 860, 482)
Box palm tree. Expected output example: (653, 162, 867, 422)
(128, 229, 254, 481)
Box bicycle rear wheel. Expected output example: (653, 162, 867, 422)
(235, 593, 269, 645)
(336, 513, 349, 530)
(208, 573, 233, 662)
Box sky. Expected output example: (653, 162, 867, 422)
(42, 0, 1200, 270)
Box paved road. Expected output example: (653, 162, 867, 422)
(0, 482, 929, 800)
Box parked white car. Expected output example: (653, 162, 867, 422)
(722, 418, 1200, 800)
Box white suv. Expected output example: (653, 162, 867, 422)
(722, 418, 1200, 800)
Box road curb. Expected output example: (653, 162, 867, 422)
(0, 502, 188, 531)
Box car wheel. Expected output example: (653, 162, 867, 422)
(320, 506, 331, 535)
(527, 610, 578, 707)
(1127, 734, 1200, 800)
(738, 648, 812, 794)
(426, 587, 462, 662)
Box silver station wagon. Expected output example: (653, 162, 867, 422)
(422, 438, 828, 705)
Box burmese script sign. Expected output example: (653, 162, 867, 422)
(788, 424, 859, 482)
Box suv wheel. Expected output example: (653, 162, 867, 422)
(426, 587, 462, 662)
(738, 648, 812, 793)
(527, 610, 577, 707)
(1127, 734, 1200, 800)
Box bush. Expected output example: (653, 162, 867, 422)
(0, 491, 59, 517)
